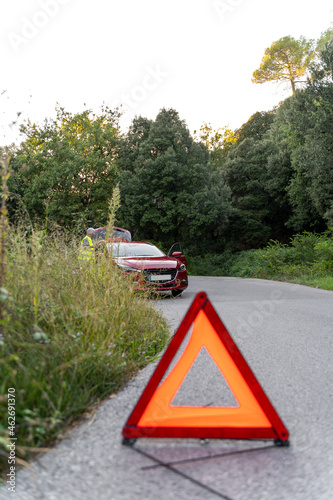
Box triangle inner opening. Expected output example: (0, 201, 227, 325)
(170, 346, 239, 407)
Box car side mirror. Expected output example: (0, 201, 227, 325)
(172, 251, 182, 257)
(168, 242, 184, 256)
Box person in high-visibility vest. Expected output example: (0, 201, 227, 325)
(78, 228, 95, 262)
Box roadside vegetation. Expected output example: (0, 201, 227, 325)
(187, 230, 333, 291)
(0, 214, 169, 475)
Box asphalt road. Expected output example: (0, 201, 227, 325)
(2, 277, 333, 500)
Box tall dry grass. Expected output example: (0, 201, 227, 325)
(0, 220, 169, 474)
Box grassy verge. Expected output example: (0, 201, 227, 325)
(0, 228, 169, 474)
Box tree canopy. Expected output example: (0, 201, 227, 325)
(117, 108, 231, 252)
(8, 106, 121, 232)
(252, 35, 315, 94)
(279, 41, 333, 231)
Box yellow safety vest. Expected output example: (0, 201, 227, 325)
(78, 236, 94, 261)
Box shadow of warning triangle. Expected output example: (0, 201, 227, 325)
(122, 292, 289, 444)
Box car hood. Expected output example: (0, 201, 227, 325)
(115, 256, 178, 270)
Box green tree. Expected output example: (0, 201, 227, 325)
(315, 27, 333, 57)
(117, 109, 231, 253)
(224, 138, 278, 248)
(222, 111, 294, 248)
(252, 36, 315, 94)
(236, 111, 275, 143)
(311, 30, 333, 84)
(194, 123, 237, 169)
(8, 106, 121, 231)
(270, 41, 333, 232)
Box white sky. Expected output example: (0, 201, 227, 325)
(1, 0, 332, 146)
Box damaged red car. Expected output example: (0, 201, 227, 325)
(107, 241, 188, 297)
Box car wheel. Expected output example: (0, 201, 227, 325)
(172, 290, 183, 298)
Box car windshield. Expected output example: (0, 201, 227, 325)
(108, 242, 165, 258)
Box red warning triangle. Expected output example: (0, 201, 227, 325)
(122, 292, 289, 443)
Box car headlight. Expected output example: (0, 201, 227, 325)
(179, 263, 186, 271)
(117, 264, 141, 273)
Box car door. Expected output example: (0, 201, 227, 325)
(167, 242, 187, 267)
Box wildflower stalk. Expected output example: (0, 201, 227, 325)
(105, 184, 121, 243)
